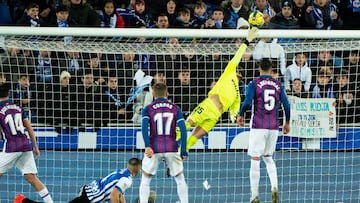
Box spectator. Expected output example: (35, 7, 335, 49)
(344, 50, 360, 88)
(174, 7, 192, 28)
(118, 51, 138, 86)
(166, 0, 178, 26)
(36, 50, 56, 84)
(334, 69, 359, 123)
(101, 72, 132, 126)
(151, 69, 167, 84)
(336, 0, 360, 30)
(291, 0, 315, 28)
(284, 52, 312, 92)
(11, 74, 31, 117)
(145, 0, 167, 25)
(99, 0, 125, 28)
(252, 38, 286, 77)
(312, 67, 335, 98)
(310, 50, 344, 82)
(1, 48, 36, 82)
(252, 0, 277, 26)
(129, 0, 150, 27)
(288, 78, 309, 98)
(191, 1, 209, 28)
(269, 0, 299, 29)
(52, 70, 75, 133)
(63, 0, 100, 27)
(16, 2, 42, 27)
(75, 68, 101, 130)
(204, 7, 231, 29)
(311, 0, 343, 29)
(222, 0, 251, 29)
(173, 68, 204, 118)
(86, 53, 106, 85)
(131, 69, 153, 124)
(38, 3, 56, 26)
(59, 50, 84, 84)
(53, 5, 74, 45)
(151, 13, 169, 28)
(35, 50, 60, 124)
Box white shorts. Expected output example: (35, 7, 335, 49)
(248, 128, 279, 157)
(142, 152, 183, 177)
(0, 151, 38, 175)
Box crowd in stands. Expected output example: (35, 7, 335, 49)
(0, 0, 359, 131)
(0, 0, 359, 29)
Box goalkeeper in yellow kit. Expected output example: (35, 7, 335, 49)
(184, 27, 259, 150)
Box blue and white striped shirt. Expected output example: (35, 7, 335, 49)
(84, 169, 133, 203)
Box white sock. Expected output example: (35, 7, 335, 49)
(139, 175, 152, 203)
(263, 156, 278, 190)
(174, 173, 188, 203)
(38, 187, 53, 203)
(250, 159, 260, 200)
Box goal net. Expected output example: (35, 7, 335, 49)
(0, 27, 359, 203)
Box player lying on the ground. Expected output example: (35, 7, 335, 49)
(139, 83, 188, 203)
(14, 158, 141, 203)
(237, 59, 290, 203)
(14, 190, 157, 203)
(0, 82, 54, 203)
(185, 27, 259, 150)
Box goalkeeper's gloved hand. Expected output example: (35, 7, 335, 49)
(246, 27, 259, 43)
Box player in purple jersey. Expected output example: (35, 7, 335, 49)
(139, 83, 188, 203)
(0, 83, 53, 203)
(237, 59, 290, 203)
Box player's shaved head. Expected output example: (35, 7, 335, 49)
(0, 83, 10, 98)
(152, 83, 168, 98)
(128, 157, 141, 166)
(259, 59, 273, 72)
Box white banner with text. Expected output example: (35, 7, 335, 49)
(288, 96, 337, 138)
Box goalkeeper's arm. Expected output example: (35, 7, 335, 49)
(229, 27, 259, 65)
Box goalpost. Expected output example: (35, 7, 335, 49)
(0, 27, 359, 203)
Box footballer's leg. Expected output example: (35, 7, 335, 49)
(186, 126, 207, 150)
(24, 174, 53, 203)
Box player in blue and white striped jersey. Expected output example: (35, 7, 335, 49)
(69, 158, 141, 203)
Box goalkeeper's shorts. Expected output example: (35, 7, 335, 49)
(187, 98, 221, 133)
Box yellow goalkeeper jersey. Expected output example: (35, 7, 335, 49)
(208, 43, 248, 122)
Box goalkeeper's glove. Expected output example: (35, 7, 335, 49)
(246, 27, 259, 43)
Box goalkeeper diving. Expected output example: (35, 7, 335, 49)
(185, 27, 259, 150)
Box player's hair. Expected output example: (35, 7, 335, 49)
(128, 158, 141, 166)
(293, 78, 302, 83)
(152, 83, 168, 97)
(0, 83, 10, 98)
(259, 59, 273, 72)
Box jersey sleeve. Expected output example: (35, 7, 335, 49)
(239, 80, 256, 116)
(225, 43, 248, 75)
(114, 177, 132, 194)
(176, 106, 187, 153)
(22, 107, 29, 121)
(280, 85, 291, 122)
(141, 106, 150, 147)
